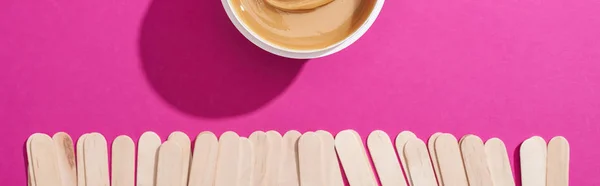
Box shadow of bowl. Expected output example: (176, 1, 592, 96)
(138, 0, 307, 119)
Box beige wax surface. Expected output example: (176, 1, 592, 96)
(231, 0, 376, 50)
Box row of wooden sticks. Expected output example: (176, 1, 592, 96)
(27, 130, 569, 186)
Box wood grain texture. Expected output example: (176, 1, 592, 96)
(395, 131, 417, 186)
(546, 136, 569, 186)
(76, 134, 88, 186)
(460, 135, 493, 186)
(404, 138, 437, 186)
(112, 135, 135, 186)
(316, 130, 344, 186)
(156, 141, 184, 186)
(335, 130, 377, 186)
(249, 131, 269, 186)
(367, 130, 407, 186)
(485, 138, 515, 186)
(30, 133, 62, 186)
(214, 131, 241, 186)
(239, 137, 254, 186)
(53, 132, 77, 186)
(136, 132, 161, 186)
(279, 130, 301, 186)
(188, 132, 219, 186)
(435, 133, 468, 186)
(168, 131, 191, 186)
(427, 133, 442, 186)
(298, 132, 325, 186)
(84, 133, 109, 186)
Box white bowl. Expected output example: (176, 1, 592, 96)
(221, 0, 385, 59)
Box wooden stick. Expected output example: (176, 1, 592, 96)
(249, 131, 268, 186)
(316, 130, 344, 186)
(27, 134, 39, 186)
(188, 132, 219, 186)
(435, 133, 468, 186)
(367, 130, 407, 186)
(168, 131, 191, 186)
(266, 131, 283, 186)
(460, 135, 493, 186)
(485, 138, 515, 186)
(76, 134, 88, 186)
(520, 136, 547, 186)
(279, 130, 301, 186)
(214, 131, 241, 186)
(30, 133, 62, 186)
(22, 131, 571, 186)
(83, 133, 109, 186)
(546, 136, 569, 186)
(459, 134, 472, 146)
(239, 137, 254, 186)
(395, 131, 417, 185)
(156, 141, 184, 186)
(136, 131, 161, 186)
(427, 132, 442, 186)
(52, 132, 77, 186)
(299, 132, 325, 186)
(404, 138, 437, 186)
(335, 130, 377, 186)
(111, 135, 135, 186)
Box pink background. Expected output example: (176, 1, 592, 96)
(1, 0, 600, 184)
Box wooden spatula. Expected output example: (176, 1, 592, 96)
(520, 136, 547, 186)
(367, 130, 407, 186)
(335, 130, 377, 186)
(249, 131, 268, 186)
(188, 132, 219, 186)
(404, 138, 437, 186)
(156, 141, 184, 186)
(279, 130, 301, 186)
(30, 133, 62, 186)
(168, 131, 191, 186)
(546, 136, 569, 186)
(239, 137, 254, 186)
(52, 132, 77, 186)
(435, 133, 468, 186)
(395, 131, 417, 185)
(316, 130, 344, 186)
(266, 131, 283, 186)
(112, 135, 135, 186)
(137, 131, 161, 186)
(485, 138, 515, 186)
(427, 132, 442, 185)
(76, 134, 88, 186)
(299, 132, 325, 186)
(460, 135, 493, 186)
(214, 131, 241, 186)
(27, 133, 40, 186)
(83, 133, 109, 186)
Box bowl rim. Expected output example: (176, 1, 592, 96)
(221, 0, 385, 59)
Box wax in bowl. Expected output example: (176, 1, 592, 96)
(221, 0, 385, 59)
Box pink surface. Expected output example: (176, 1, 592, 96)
(1, 0, 600, 184)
